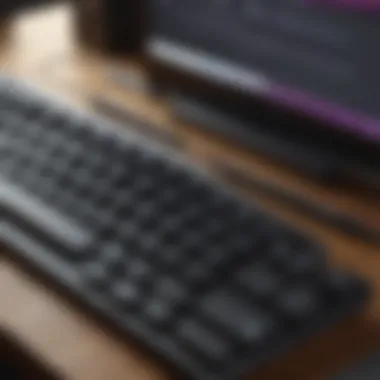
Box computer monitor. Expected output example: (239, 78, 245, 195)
(148, 0, 380, 144)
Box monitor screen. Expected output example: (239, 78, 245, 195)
(150, 0, 380, 143)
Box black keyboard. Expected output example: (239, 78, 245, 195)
(0, 77, 370, 380)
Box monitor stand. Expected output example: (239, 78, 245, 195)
(168, 91, 380, 189)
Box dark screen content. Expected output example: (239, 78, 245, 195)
(0, 330, 62, 380)
(153, 0, 380, 140)
(238, 1, 380, 123)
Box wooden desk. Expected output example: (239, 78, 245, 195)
(0, 4, 379, 380)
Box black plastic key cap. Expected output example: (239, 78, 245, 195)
(277, 286, 320, 321)
(179, 319, 229, 362)
(323, 269, 364, 301)
(270, 239, 295, 267)
(128, 258, 151, 281)
(144, 277, 187, 325)
(288, 250, 325, 277)
(156, 277, 187, 303)
(111, 280, 140, 308)
(0, 176, 92, 253)
(144, 298, 173, 325)
(237, 263, 280, 300)
(100, 254, 125, 276)
(201, 290, 275, 344)
(324, 269, 357, 293)
(81, 262, 109, 292)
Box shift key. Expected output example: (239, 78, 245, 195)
(0, 177, 92, 253)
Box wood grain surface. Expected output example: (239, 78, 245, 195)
(0, 3, 379, 380)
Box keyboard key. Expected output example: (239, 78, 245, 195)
(323, 269, 365, 301)
(277, 286, 319, 321)
(237, 264, 280, 299)
(111, 281, 140, 308)
(184, 262, 210, 285)
(82, 262, 109, 291)
(102, 242, 126, 263)
(324, 269, 356, 293)
(156, 277, 187, 303)
(0, 177, 92, 253)
(179, 319, 229, 362)
(145, 298, 173, 325)
(201, 290, 275, 344)
(128, 258, 151, 281)
(270, 239, 295, 266)
(159, 245, 181, 267)
(287, 250, 325, 277)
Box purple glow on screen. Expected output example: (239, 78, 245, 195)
(265, 84, 380, 141)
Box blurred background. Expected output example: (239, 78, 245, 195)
(0, 1, 379, 380)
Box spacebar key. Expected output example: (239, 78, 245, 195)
(0, 178, 92, 253)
